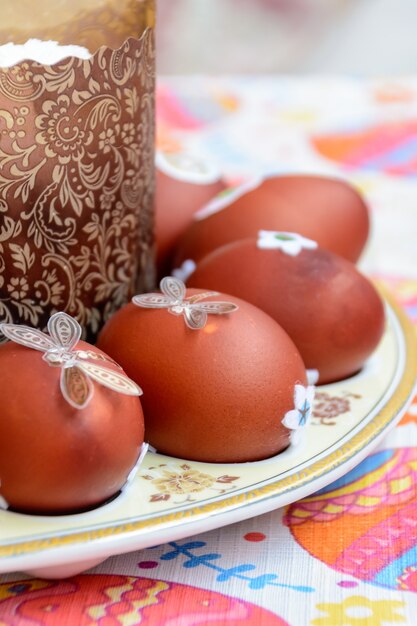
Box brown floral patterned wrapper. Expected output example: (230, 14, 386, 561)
(0, 29, 155, 341)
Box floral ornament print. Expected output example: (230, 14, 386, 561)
(0, 311, 142, 409)
(283, 384, 315, 430)
(312, 391, 362, 426)
(159, 541, 314, 594)
(0, 30, 155, 341)
(133, 277, 239, 330)
(257, 230, 318, 256)
(141, 463, 240, 503)
(311, 596, 406, 626)
(154, 469, 215, 495)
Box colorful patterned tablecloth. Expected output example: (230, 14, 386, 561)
(1, 76, 417, 625)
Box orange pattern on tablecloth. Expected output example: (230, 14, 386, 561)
(312, 122, 417, 176)
(286, 448, 417, 590)
(0, 575, 290, 625)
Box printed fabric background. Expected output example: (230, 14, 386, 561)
(1, 76, 417, 625)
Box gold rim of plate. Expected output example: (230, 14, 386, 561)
(1, 286, 416, 560)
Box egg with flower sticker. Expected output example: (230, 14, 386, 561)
(0, 312, 145, 514)
(98, 277, 312, 463)
(187, 232, 385, 384)
(173, 174, 370, 273)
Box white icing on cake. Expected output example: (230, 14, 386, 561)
(0, 39, 91, 68)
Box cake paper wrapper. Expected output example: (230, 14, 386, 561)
(0, 29, 155, 341)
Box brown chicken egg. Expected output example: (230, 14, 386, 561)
(187, 232, 385, 384)
(155, 151, 226, 276)
(0, 313, 144, 515)
(173, 174, 370, 271)
(97, 277, 311, 463)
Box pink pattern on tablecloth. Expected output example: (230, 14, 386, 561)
(333, 500, 417, 578)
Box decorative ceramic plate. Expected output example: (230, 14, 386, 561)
(0, 291, 416, 579)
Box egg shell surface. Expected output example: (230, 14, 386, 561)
(187, 241, 385, 384)
(0, 340, 144, 515)
(174, 175, 370, 267)
(97, 292, 307, 463)
(155, 167, 226, 276)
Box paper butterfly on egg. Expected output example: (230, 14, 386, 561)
(0, 312, 142, 409)
(133, 276, 239, 330)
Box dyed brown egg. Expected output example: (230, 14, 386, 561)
(155, 151, 226, 276)
(174, 175, 370, 270)
(187, 233, 385, 384)
(0, 339, 144, 515)
(97, 280, 309, 463)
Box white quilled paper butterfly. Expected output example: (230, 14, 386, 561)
(133, 277, 239, 330)
(0, 312, 142, 409)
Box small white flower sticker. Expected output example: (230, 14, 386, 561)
(126, 442, 150, 485)
(172, 259, 197, 282)
(283, 384, 315, 430)
(257, 231, 318, 256)
(307, 369, 320, 385)
(0, 482, 8, 510)
(194, 176, 264, 221)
